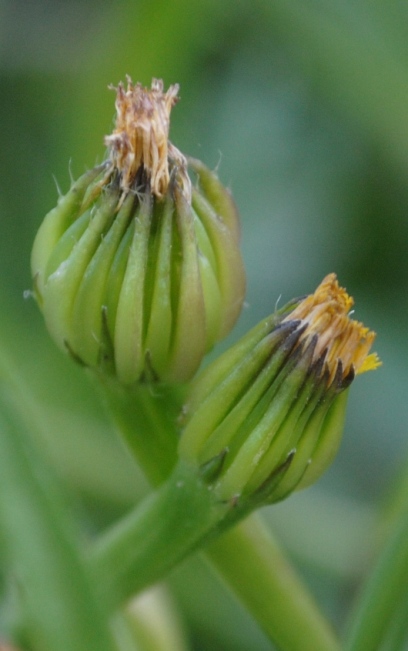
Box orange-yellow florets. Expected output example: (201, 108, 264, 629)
(104, 77, 189, 199)
(284, 273, 381, 383)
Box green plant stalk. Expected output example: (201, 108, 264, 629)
(0, 365, 116, 651)
(206, 514, 340, 651)
(344, 503, 408, 651)
(98, 380, 341, 651)
(96, 376, 183, 485)
(119, 584, 189, 651)
(89, 460, 229, 609)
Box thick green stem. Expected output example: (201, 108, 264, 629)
(206, 515, 340, 651)
(95, 376, 184, 485)
(89, 461, 228, 609)
(96, 380, 341, 650)
(112, 586, 189, 651)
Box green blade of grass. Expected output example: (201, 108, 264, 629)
(0, 363, 116, 651)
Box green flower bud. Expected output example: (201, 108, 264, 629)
(178, 274, 380, 508)
(31, 79, 245, 384)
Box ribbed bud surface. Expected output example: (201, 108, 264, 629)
(31, 79, 245, 384)
(179, 275, 379, 505)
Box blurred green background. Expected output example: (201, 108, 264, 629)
(1, 0, 408, 649)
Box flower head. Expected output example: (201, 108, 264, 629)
(104, 77, 190, 200)
(284, 273, 380, 384)
(178, 274, 379, 507)
(31, 79, 245, 385)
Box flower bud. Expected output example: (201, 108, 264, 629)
(178, 274, 380, 506)
(31, 79, 245, 385)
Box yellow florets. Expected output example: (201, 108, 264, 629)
(285, 273, 381, 383)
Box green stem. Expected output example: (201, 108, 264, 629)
(206, 514, 340, 651)
(344, 504, 408, 651)
(97, 380, 341, 650)
(89, 461, 228, 609)
(96, 376, 184, 485)
(117, 584, 190, 651)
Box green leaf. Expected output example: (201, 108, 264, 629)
(0, 370, 116, 651)
(344, 493, 408, 651)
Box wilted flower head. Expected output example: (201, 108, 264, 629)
(105, 77, 190, 200)
(284, 273, 380, 382)
(179, 274, 380, 508)
(31, 78, 245, 384)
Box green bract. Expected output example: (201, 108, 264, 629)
(178, 315, 348, 507)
